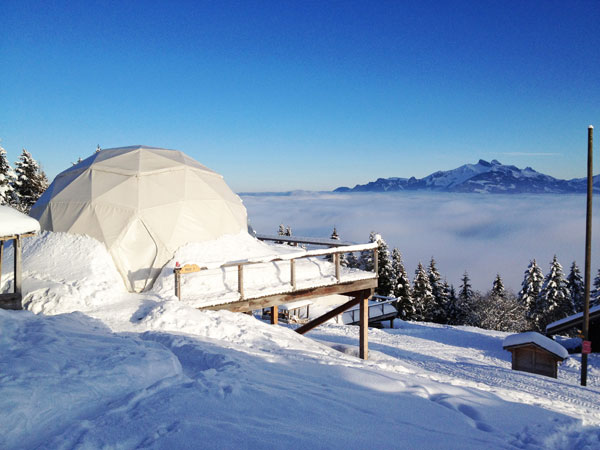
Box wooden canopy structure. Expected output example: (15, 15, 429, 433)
(174, 241, 379, 359)
(0, 232, 36, 310)
(546, 307, 600, 353)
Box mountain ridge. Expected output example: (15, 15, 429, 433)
(334, 159, 600, 194)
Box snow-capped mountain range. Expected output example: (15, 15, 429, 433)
(334, 159, 600, 194)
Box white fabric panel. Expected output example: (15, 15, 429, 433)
(30, 145, 247, 292)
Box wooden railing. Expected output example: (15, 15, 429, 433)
(173, 242, 379, 301)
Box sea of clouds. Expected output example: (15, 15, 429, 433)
(241, 192, 599, 293)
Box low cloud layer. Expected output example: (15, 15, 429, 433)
(242, 192, 599, 293)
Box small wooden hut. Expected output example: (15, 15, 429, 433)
(503, 332, 568, 379)
(0, 206, 40, 310)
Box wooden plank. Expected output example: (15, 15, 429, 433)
(271, 306, 278, 325)
(174, 269, 181, 299)
(255, 234, 355, 247)
(201, 278, 377, 313)
(334, 253, 340, 281)
(359, 293, 368, 360)
(180, 264, 204, 274)
(295, 297, 362, 335)
(0, 240, 3, 288)
(0, 233, 36, 242)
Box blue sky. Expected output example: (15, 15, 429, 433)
(1, 0, 599, 191)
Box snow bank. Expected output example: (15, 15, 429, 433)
(503, 331, 569, 359)
(0, 205, 40, 236)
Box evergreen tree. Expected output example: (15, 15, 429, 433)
(436, 279, 451, 324)
(375, 236, 395, 297)
(359, 232, 377, 271)
(491, 274, 506, 298)
(456, 271, 475, 325)
(0, 145, 16, 205)
(473, 290, 527, 332)
(346, 252, 359, 269)
(426, 258, 445, 322)
(536, 256, 573, 330)
(445, 284, 460, 325)
(567, 262, 585, 312)
(592, 269, 600, 307)
(391, 249, 414, 319)
(412, 262, 434, 321)
(276, 224, 285, 244)
(518, 259, 544, 330)
(13, 148, 48, 212)
(326, 227, 346, 265)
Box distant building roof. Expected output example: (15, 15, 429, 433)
(546, 305, 600, 335)
(0, 206, 40, 237)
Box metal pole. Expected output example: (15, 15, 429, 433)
(581, 125, 593, 387)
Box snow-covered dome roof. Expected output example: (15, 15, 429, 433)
(30, 145, 247, 292)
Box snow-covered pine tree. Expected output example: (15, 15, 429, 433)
(391, 249, 414, 319)
(375, 236, 395, 297)
(444, 284, 460, 325)
(426, 258, 445, 323)
(13, 148, 48, 212)
(456, 271, 475, 325)
(359, 232, 377, 271)
(412, 262, 434, 321)
(592, 269, 600, 307)
(276, 224, 285, 244)
(518, 259, 544, 330)
(346, 252, 359, 269)
(536, 256, 573, 331)
(326, 227, 339, 263)
(0, 145, 16, 205)
(436, 279, 451, 324)
(567, 262, 585, 312)
(491, 274, 506, 298)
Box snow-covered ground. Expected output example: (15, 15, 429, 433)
(1, 232, 600, 449)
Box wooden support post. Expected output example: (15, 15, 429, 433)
(174, 268, 181, 299)
(238, 264, 244, 300)
(334, 253, 341, 282)
(271, 306, 278, 324)
(14, 237, 22, 298)
(582, 125, 594, 387)
(359, 292, 369, 360)
(290, 259, 296, 290)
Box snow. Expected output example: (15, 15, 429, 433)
(1, 231, 600, 449)
(503, 331, 569, 359)
(0, 205, 40, 236)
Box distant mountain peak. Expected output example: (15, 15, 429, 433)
(334, 160, 599, 194)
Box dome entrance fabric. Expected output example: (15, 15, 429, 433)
(31, 146, 248, 292)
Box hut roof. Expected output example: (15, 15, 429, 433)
(503, 331, 568, 360)
(0, 205, 40, 237)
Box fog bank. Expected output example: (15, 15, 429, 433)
(241, 192, 599, 292)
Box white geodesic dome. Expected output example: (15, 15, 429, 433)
(30, 145, 248, 292)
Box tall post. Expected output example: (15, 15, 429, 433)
(582, 125, 593, 386)
(290, 259, 296, 290)
(14, 237, 22, 299)
(174, 268, 181, 299)
(271, 306, 278, 325)
(238, 264, 244, 300)
(359, 291, 369, 360)
(334, 252, 341, 282)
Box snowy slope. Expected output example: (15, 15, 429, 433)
(1, 231, 599, 449)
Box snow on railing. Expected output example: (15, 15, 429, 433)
(173, 242, 379, 301)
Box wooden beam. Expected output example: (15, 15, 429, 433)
(0, 240, 3, 288)
(295, 297, 362, 335)
(14, 238, 22, 299)
(334, 253, 341, 281)
(271, 306, 278, 324)
(201, 277, 377, 313)
(174, 268, 181, 299)
(359, 292, 369, 360)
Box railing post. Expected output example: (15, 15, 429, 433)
(335, 252, 341, 282)
(290, 259, 296, 290)
(373, 248, 378, 277)
(359, 291, 369, 360)
(174, 267, 181, 299)
(238, 264, 244, 300)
